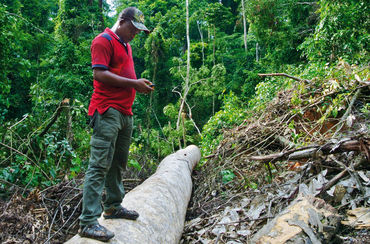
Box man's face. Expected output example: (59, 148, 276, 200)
(118, 19, 140, 43)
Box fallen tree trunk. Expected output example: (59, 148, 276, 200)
(66, 145, 201, 244)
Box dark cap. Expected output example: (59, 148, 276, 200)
(119, 7, 149, 33)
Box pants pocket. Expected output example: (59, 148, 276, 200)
(89, 136, 111, 169)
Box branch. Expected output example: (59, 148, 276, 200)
(249, 138, 369, 163)
(5, 11, 45, 34)
(9, 114, 29, 130)
(296, 2, 318, 5)
(258, 73, 309, 82)
(0, 141, 52, 181)
(274, 135, 296, 149)
(288, 219, 321, 244)
(185, 100, 201, 135)
(333, 88, 361, 137)
(38, 99, 70, 137)
(316, 156, 363, 196)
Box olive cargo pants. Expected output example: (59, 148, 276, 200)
(79, 107, 133, 226)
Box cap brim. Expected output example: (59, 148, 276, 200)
(131, 21, 150, 33)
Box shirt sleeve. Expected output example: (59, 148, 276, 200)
(91, 36, 112, 70)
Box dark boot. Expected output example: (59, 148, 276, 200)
(104, 206, 139, 220)
(79, 223, 114, 242)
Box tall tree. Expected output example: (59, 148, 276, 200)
(176, 0, 191, 148)
(241, 0, 248, 54)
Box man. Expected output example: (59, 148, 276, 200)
(79, 7, 153, 242)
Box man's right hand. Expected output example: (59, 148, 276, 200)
(135, 78, 154, 94)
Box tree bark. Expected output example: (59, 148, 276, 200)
(251, 194, 339, 244)
(196, 20, 205, 66)
(249, 138, 370, 163)
(176, 0, 191, 140)
(65, 145, 201, 244)
(241, 0, 248, 54)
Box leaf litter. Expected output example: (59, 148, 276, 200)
(181, 63, 369, 243)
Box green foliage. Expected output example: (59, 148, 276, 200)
(55, 0, 104, 42)
(221, 169, 235, 184)
(0, 4, 14, 121)
(300, 0, 369, 63)
(161, 102, 201, 152)
(204, 2, 235, 34)
(32, 39, 92, 108)
(246, 0, 318, 66)
(317, 60, 369, 123)
(201, 92, 246, 158)
(248, 75, 291, 112)
(0, 0, 58, 121)
(0, 3, 34, 121)
(0, 126, 87, 189)
(127, 159, 142, 171)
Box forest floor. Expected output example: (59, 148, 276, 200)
(180, 66, 370, 243)
(0, 177, 141, 243)
(0, 64, 369, 243)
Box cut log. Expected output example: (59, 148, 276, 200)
(66, 145, 201, 244)
(341, 207, 370, 229)
(250, 194, 340, 244)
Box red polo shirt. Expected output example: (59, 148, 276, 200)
(88, 28, 136, 116)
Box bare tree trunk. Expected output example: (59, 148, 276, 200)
(65, 145, 201, 244)
(208, 24, 210, 42)
(66, 101, 73, 145)
(196, 20, 205, 66)
(182, 112, 187, 147)
(241, 0, 248, 54)
(186, 0, 190, 101)
(212, 94, 215, 115)
(176, 0, 191, 132)
(213, 25, 216, 66)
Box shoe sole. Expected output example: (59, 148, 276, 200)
(79, 232, 114, 242)
(103, 214, 138, 220)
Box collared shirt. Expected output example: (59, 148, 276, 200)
(110, 30, 127, 49)
(88, 28, 136, 116)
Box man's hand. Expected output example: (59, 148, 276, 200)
(134, 78, 154, 94)
(93, 69, 154, 93)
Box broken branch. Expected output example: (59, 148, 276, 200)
(249, 138, 369, 163)
(38, 99, 70, 138)
(258, 73, 309, 82)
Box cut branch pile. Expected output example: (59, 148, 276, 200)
(0, 178, 141, 243)
(182, 63, 369, 243)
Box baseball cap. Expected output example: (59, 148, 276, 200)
(119, 7, 149, 33)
